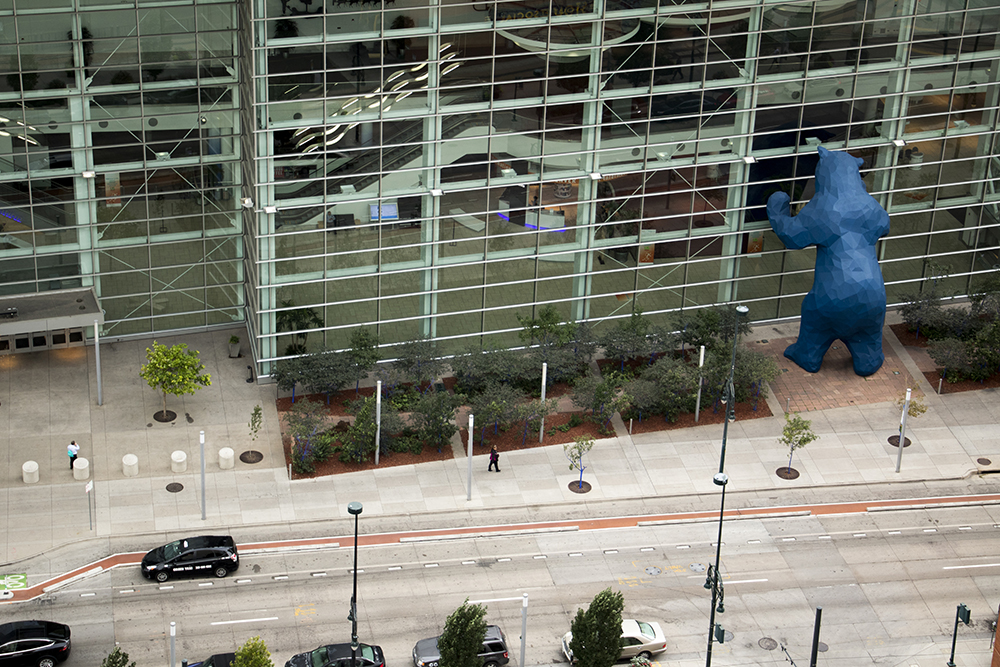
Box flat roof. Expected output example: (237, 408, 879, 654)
(0, 287, 103, 336)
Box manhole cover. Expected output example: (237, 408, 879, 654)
(776, 467, 800, 480)
(154, 410, 177, 423)
(888, 435, 911, 448)
(690, 563, 706, 572)
(568, 481, 592, 494)
(979, 457, 992, 466)
(240, 450, 264, 464)
(166, 483, 183, 493)
(644, 567, 661, 576)
(817, 642, 828, 652)
(759, 638, 778, 651)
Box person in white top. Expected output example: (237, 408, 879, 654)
(68, 440, 80, 469)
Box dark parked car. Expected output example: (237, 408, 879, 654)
(141, 535, 239, 582)
(412, 625, 509, 667)
(285, 643, 385, 667)
(189, 654, 235, 667)
(0, 620, 71, 667)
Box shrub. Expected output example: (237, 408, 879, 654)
(928, 338, 971, 382)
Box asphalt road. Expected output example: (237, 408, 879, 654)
(11, 499, 1000, 667)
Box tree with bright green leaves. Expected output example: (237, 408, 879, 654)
(249, 404, 262, 441)
(101, 646, 136, 667)
(139, 341, 211, 420)
(564, 434, 595, 490)
(233, 636, 273, 667)
(568, 588, 624, 667)
(438, 599, 488, 667)
(779, 412, 818, 473)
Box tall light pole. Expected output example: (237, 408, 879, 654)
(348, 501, 363, 667)
(705, 304, 747, 667)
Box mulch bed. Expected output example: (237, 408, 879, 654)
(626, 399, 772, 435)
(889, 323, 931, 348)
(888, 323, 1000, 394)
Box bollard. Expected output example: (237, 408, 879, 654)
(170, 450, 187, 473)
(218, 447, 235, 470)
(22, 460, 39, 484)
(122, 454, 139, 477)
(73, 457, 90, 480)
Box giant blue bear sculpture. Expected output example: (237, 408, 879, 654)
(766, 146, 890, 377)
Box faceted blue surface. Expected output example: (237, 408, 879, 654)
(766, 146, 890, 376)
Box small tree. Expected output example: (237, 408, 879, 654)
(565, 434, 595, 490)
(468, 381, 524, 445)
(599, 311, 652, 372)
(438, 599, 488, 667)
(568, 587, 624, 667)
(348, 328, 381, 394)
(249, 404, 263, 441)
(139, 341, 212, 419)
(412, 389, 464, 452)
(301, 349, 354, 402)
(393, 337, 446, 392)
(283, 399, 328, 473)
(342, 395, 404, 463)
(102, 646, 136, 667)
(234, 637, 274, 667)
(779, 412, 817, 473)
(893, 390, 928, 419)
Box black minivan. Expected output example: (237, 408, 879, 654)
(141, 535, 239, 582)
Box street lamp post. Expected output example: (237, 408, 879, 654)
(705, 304, 748, 667)
(348, 501, 363, 667)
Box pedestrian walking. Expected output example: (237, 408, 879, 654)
(488, 445, 500, 472)
(67, 440, 80, 469)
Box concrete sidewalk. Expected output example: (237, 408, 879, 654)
(0, 316, 997, 577)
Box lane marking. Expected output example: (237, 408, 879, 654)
(211, 617, 279, 626)
(943, 563, 1000, 570)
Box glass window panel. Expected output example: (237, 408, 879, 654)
(139, 7, 195, 35)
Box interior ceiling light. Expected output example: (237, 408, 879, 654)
(409, 61, 427, 72)
(441, 52, 458, 61)
(386, 70, 406, 83)
(0, 116, 8, 122)
(0, 130, 9, 137)
(391, 80, 410, 91)
(442, 63, 461, 75)
(303, 144, 321, 153)
(439, 42, 453, 53)
(395, 91, 414, 101)
(367, 100, 382, 109)
(414, 72, 429, 82)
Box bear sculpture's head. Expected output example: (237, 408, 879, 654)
(814, 146, 866, 192)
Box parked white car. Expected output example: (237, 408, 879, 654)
(562, 619, 667, 663)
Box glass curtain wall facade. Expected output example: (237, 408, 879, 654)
(4, 0, 996, 373)
(0, 0, 243, 339)
(251, 0, 1000, 372)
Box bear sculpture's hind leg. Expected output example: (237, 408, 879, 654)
(784, 318, 837, 373)
(842, 333, 885, 377)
